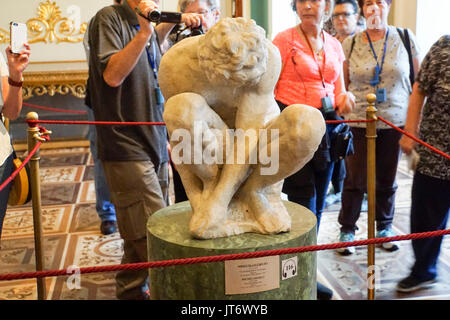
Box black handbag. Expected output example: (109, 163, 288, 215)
(330, 123, 354, 162)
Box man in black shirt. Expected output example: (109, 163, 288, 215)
(87, 0, 203, 300)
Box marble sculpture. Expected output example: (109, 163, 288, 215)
(159, 17, 325, 239)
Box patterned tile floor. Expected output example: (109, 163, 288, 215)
(0, 146, 448, 300)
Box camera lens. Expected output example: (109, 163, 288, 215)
(149, 10, 161, 22)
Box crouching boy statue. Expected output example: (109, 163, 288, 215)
(159, 17, 325, 239)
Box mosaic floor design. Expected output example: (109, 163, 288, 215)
(0, 147, 448, 300)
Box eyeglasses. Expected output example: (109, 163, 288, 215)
(297, 0, 321, 4)
(194, 8, 217, 17)
(363, 0, 387, 6)
(332, 12, 356, 19)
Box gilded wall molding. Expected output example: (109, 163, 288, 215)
(0, 27, 10, 44)
(0, 0, 87, 45)
(23, 83, 86, 100)
(23, 63, 88, 100)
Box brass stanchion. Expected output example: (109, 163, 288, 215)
(366, 94, 377, 300)
(26, 112, 49, 300)
(3, 117, 10, 132)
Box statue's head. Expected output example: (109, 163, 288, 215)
(197, 17, 268, 87)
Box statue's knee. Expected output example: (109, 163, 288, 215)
(282, 105, 324, 143)
(164, 93, 207, 129)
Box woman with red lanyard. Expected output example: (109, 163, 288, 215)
(273, 0, 355, 300)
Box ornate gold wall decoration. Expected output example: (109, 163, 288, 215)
(0, 27, 10, 44)
(0, 0, 87, 44)
(23, 83, 86, 100)
(27, 0, 87, 44)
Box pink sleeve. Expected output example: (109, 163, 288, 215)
(328, 33, 345, 64)
(272, 31, 289, 66)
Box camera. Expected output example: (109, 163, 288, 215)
(146, 10, 204, 37)
(171, 22, 204, 43)
(134, 8, 204, 43)
(145, 9, 183, 23)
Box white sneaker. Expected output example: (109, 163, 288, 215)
(376, 228, 399, 252)
(336, 232, 356, 255)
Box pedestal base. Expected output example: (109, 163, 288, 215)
(147, 201, 317, 300)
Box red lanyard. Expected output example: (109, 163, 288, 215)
(299, 24, 327, 93)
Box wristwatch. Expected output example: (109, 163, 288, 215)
(8, 76, 24, 87)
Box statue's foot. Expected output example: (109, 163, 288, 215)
(189, 202, 227, 239)
(247, 191, 291, 234)
(189, 200, 264, 239)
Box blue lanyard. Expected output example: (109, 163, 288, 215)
(135, 25, 159, 81)
(366, 29, 389, 82)
(146, 43, 159, 81)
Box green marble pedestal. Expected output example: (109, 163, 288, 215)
(147, 201, 317, 300)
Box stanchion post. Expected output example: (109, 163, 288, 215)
(26, 112, 46, 300)
(366, 94, 377, 300)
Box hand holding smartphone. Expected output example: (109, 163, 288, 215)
(10, 22, 28, 54)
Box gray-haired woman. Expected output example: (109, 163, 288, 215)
(337, 0, 421, 255)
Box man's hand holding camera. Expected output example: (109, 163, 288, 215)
(136, 0, 159, 36)
(180, 12, 204, 29)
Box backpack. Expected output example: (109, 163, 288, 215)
(348, 28, 415, 86)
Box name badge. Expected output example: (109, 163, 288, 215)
(370, 65, 380, 87)
(376, 88, 387, 103)
(155, 86, 165, 105)
(321, 96, 334, 114)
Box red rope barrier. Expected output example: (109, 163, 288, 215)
(21, 100, 375, 125)
(26, 119, 166, 126)
(0, 141, 42, 192)
(0, 126, 50, 192)
(23, 102, 88, 115)
(378, 116, 450, 160)
(0, 229, 448, 281)
(26, 119, 370, 126)
(325, 119, 375, 124)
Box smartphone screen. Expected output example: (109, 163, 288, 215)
(10, 22, 27, 54)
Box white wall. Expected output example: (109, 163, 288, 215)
(391, 0, 417, 33)
(416, 0, 450, 54)
(269, 0, 298, 40)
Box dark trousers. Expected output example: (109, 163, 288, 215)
(276, 100, 335, 231)
(331, 159, 346, 193)
(172, 166, 188, 203)
(410, 172, 450, 281)
(339, 127, 402, 233)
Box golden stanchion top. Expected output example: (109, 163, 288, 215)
(26, 112, 39, 121)
(366, 93, 377, 105)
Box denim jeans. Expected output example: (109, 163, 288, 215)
(410, 172, 450, 281)
(287, 160, 335, 231)
(0, 152, 14, 237)
(87, 108, 116, 222)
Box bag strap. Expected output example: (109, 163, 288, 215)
(397, 28, 415, 86)
(349, 34, 356, 60)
